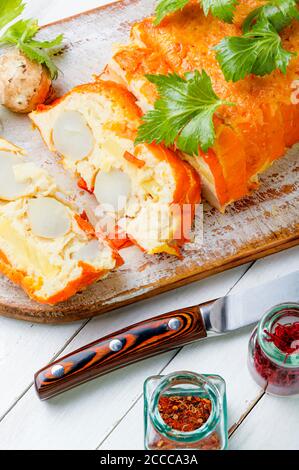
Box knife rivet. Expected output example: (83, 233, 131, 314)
(109, 339, 123, 352)
(51, 364, 64, 378)
(168, 318, 182, 331)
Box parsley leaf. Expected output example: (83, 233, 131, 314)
(19, 38, 63, 80)
(215, 18, 296, 82)
(0, 0, 25, 30)
(136, 70, 233, 154)
(154, 0, 189, 25)
(242, 0, 299, 33)
(0, 17, 63, 80)
(202, 0, 239, 23)
(154, 0, 239, 25)
(0, 19, 38, 44)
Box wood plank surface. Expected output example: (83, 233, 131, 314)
(0, 0, 298, 324)
(2, 248, 297, 449)
(229, 395, 299, 450)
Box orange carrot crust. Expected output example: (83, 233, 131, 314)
(36, 80, 142, 141)
(139, 144, 201, 249)
(0, 249, 108, 305)
(44, 262, 109, 305)
(146, 144, 201, 206)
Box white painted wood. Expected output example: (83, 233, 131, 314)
(22, 0, 114, 25)
(0, 0, 298, 451)
(0, 265, 249, 450)
(226, 245, 299, 293)
(1, 246, 298, 449)
(230, 395, 299, 450)
(0, 316, 85, 419)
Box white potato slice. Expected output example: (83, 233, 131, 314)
(0, 151, 31, 200)
(73, 239, 100, 263)
(28, 197, 71, 239)
(52, 110, 94, 162)
(94, 170, 132, 211)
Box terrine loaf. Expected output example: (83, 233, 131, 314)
(106, 0, 299, 211)
(30, 80, 201, 256)
(0, 138, 122, 304)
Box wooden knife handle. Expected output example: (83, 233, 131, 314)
(35, 306, 207, 400)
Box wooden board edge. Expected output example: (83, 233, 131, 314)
(0, 234, 298, 324)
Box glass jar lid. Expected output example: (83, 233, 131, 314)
(149, 371, 221, 444)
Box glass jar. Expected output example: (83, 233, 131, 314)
(144, 371, 228, 450)
(248, 303, 299, 397)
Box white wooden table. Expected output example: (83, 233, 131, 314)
(0, 0, 298, 451)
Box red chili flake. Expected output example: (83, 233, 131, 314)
(80, 210, 89, 221)
(78, 177, 94, 194)
(264, 322, 299, 356)
(158, 395, 212, 433)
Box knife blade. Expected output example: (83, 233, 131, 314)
(35, 271, 299, 400)
(201, 271, 299, 333)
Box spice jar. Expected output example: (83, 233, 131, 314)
(248, 303, 299, 397)
(144, 371, 228, 450)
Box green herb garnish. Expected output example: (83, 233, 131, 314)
(154, 0, 239, 25)
(242, 0, 299, 33)
(155, 0, 189, 25)
(0, 0, 63, 79)
(135, 70, 234, 154)
(0, 0, 25, 30)
(215, 18, 296, 82)
(201, 0, 239, 23)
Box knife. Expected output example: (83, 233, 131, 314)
(35, 271, 299, 400)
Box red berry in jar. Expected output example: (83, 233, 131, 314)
(248, 303, 299, 397)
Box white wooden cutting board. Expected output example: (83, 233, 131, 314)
(0, 0, 298, 323)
